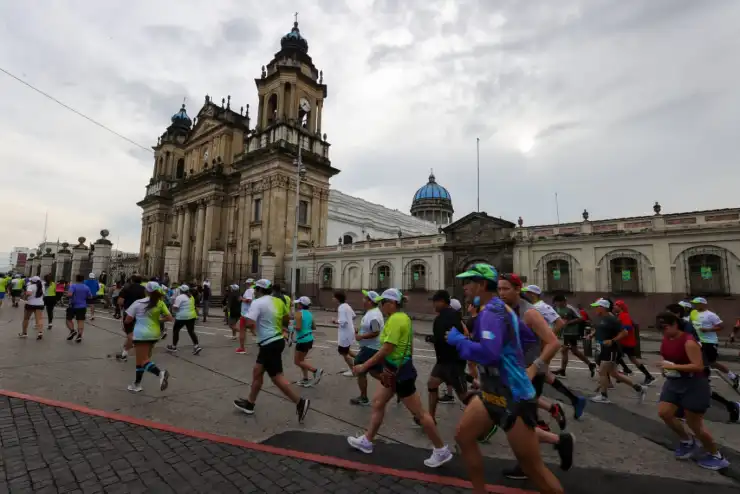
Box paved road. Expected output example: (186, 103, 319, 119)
(1, 304, 739, 493)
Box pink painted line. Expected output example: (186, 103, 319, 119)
(0, 388, 535, 494)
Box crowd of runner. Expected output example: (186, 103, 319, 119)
(1, 263, 738, 493)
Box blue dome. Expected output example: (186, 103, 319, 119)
(281, 21, 309, 53)
(413, 173, 451, 201)
(171, 104, 191, 124)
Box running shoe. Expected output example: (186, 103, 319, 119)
(166, 345, 178, 353)
(477, 424, 498, 443)
(18, 333, 27, 338)
(574, 396, 587, 420)
(296, 398, 310, 423)
(697, 452, 730, 471)
(160, 331, 167, 340)
(555, 433, 575, 470)
(674, 440, 698, 460)
(589, 363, 597, 378)
(536, 420, 551, 432)
(311, 368, 324, 386)
(193, 345, 203, 355)
(730, 402, 740, 423)
(423, 446, 453, 468)
(36, 334, 43, 340)
(235, 347, 246, 355)
(342, 370, 354, 377)
(503, 465, 527, 480)
(590, 394, 611, 404)
(234, 399, 255, 415)
(159, 369, 170, 391)
(127, 383, 142, 393)
(643, 375, 656, 386)
(47, 324, 52, 330)
(552, 369, 567, 378)
(66, 331, 76, 341)
(350, 396, 370, 406)
(637, 386, 647, 404)
(438, 394, 456, 404)
(75, 335, 82, 343)
(731, 375, 739, 390)
(550, 402, 567, 430)
(296, 379, 311, 387)
(116, 352, 128, 361)
(347, 435, 373, 454)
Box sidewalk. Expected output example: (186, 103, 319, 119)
(0, 393, 490, 494)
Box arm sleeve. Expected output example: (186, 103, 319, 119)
(454, 308, 505, 365)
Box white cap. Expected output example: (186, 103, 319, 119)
(179, 284, 190, 292)
(362, 290, 380, 302)
(590, 298, 611, 309)
(14, 274, 20, 278)
(521, 285, 542, 295)
(691, 297, 708, 305)
(255, 279, 272, 290)
(145, 281, 160, 293)
(230, 284, 240, 290)
(295, 296, 312, 306)
(246, 278, 255, 284)
(29, 276, 41, 282)
(678, 301, 693, 309)
(450, 298, 462, 311)
(378, 288, 403, 303)
(89, 273, 97, 279)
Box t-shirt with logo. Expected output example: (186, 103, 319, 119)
(173, 294, 198, 320)
(245, 295, 288, 347)
(126, 298, 170, 341)
(68, 283, 93, 309)
(691, 309, 721, 345)
(358, 307, 383, 350)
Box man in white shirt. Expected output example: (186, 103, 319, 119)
(236, 279, 256, 355)
(332, 290, 357, 377)
(691, 297, 739, 389)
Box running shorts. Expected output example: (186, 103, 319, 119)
(478, 386, 539, 432)
(337, 345, 351, 356)
(295, 340, 313, 353)
(659, 377, 711, 413)
(596, 342, 622, 364)
(395, 378, 417, 399)
(24, 304, 44, 312)
(563, 335, 580, 347)
(430, 361, 468, 396)
(622, 345, 638, 358)
(257, 339, 285, 377)
(228, 316, 240, 326)
(66, 307, 87, 321)
(701, 343, 718, 365)
(354, 347, 381, 374)
(0, 292, 5, 300)
(239, 316, 247, 331)
(11, 290, 21, 297)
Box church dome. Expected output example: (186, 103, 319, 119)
(170, 104, 192, 127)
(410, 172, 454, 226)
(281, 21, 308, 53)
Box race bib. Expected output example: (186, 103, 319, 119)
(481, 391, 507, 408)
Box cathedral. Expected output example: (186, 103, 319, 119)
(137, 20, 452, 291)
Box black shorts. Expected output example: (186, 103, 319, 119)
(563, 335, 580, 347)
(660, 377, 711, 414)
(295, 340, 313, 353)
(478, 388, 539, 432)
(133, 339, 158, 345)
(622, 345, 638, 358)
(228, 316, 240, 326)
(66, 307, 87, 321)
(10, 289, 21, 297)
(354, 347, 381, 375)
(596, 343, 622, 364)
(257, 339, 285, 377)
(701, 343, 718, 365)
(24, 304, 44, 312)
(430, 362, 468, 396)
(337, 345, 351, 356)
(395, 378, 417, 400)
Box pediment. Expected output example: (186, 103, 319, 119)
(443, 212, 515, 234)
(189, 118, 221, 142)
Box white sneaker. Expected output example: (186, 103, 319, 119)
(159, 369, 170, 391)
(128, 383, 142, 393)
(347, 435, 373, 454)
(590, 394, 611, 404)
(424, 445, 453, 468)
(637, 387, 647, 404)
(312, 368, 324, 386)
(342, 370, 354, 377)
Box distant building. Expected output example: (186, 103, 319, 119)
(9, 247, 30, 271)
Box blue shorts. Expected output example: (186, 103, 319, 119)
(0, 292, 5, 300)
(354, 347, 382, 375)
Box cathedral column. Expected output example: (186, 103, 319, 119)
(202, 198, 216, 263)
(316, 100, 323, 134)
(180, 206, 192, 276)
(194, 202, 206, 268)
(176, 207, 185, 242)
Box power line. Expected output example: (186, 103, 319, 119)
(0, 66, 153, 153)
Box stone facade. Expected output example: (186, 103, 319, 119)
(513, 206, 740, 325)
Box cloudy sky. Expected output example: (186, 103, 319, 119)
(1, 0, 738, 257)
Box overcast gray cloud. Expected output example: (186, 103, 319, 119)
(1, 0, 738, 254)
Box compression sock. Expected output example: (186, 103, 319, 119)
(143, 361, 161, 377)
(551, 378, 579, 406)
(637, 364, 652, 380)
(135, 365, 145, 384)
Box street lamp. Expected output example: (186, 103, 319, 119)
(290, 134, 306, 311)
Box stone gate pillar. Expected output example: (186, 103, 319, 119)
(207, 250, 224, 297)
(260, 246, 276, 283)
(25, 255, 35, 277)
(56, 246, 72, 281)
(71, 237, 89, 278)
(164, 234, 182, 284)
(40, 249, 54, 277)
(92, 230, 113, 280)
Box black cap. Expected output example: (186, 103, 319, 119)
(430, 290, 451, 304)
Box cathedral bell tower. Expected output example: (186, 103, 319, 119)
(238, 17, 339, 284)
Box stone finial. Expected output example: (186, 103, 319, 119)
(397, 229, 403, 239)
(582, 209, 589, 221)
(100, 229, 109, 238)
(653, 201, 662, 215)
(261, 66, 266, 78)
(45, 247, 52, 254)
(240, 106, 243, 116)
(517, 216, 523, 227)
(246, 104, 250, 118)
(338, 237, 342, 245)
(227, 95, 231, 109)
(171, 232, 178, 240)
(29, 253, 35, 259)
(221, 97, 225, 108)
(61, 242, 69, 249)
(319, 70, 323, 84)
(322, 133, 327, 141)
(77, 237, 86, 245)
(366, 234, 371, 241)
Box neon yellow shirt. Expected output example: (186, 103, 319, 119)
(380, 312, 413, 367)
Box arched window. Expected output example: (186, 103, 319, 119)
(376, 264, 391, 290)
(175, 158, 185, 179)
(283, 82, 292, 120)
(688, 254, 726, 295)
(266, 93, 278, 126)
(546, 259, 570, 292)
(342, 235, 353, 245)
(320, 266, 333, 289)
(409, 263, 427, 291)
(610, 257, 639, 293)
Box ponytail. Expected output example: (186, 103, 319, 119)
(146, 290, 163, 311)
(34, 280, 43, 298)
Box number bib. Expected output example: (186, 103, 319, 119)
(481, 391, 508, 408)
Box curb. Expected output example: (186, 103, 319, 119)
(0, 389, 533, 494)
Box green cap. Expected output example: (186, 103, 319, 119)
(456, 263, 498, 282)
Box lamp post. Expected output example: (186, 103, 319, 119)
(290, 134, 306, 311)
